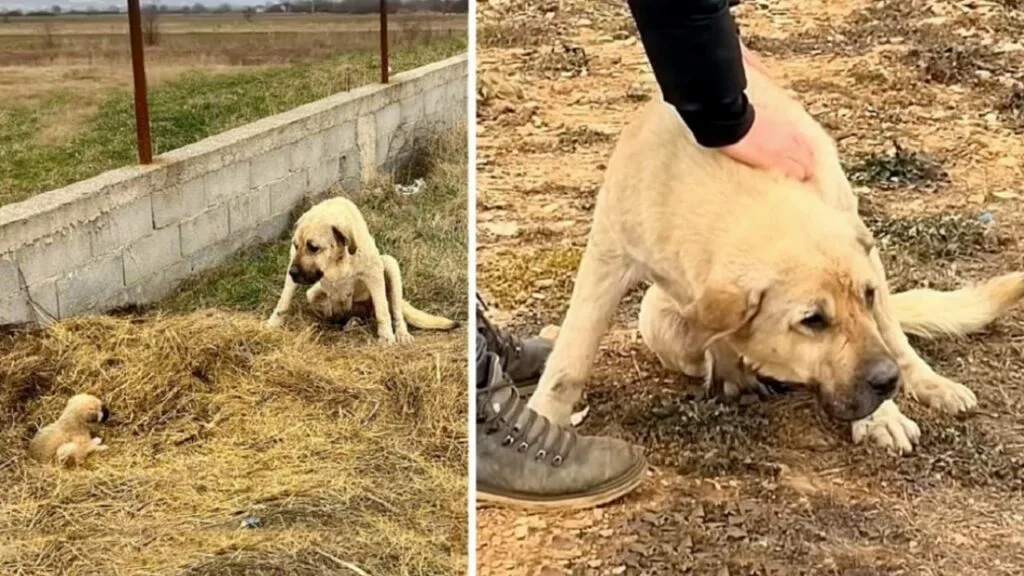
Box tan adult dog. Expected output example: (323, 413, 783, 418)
(529, 64, 1024, 454)
(28, 394, 110, 467)
(267, 196, 456, 343)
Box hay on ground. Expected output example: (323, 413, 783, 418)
(0, 310, 467, 576)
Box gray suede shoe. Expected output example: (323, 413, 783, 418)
(477, 295, 552, 393)
(476, 349, 647, 510)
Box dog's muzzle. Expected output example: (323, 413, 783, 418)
(289, 265, 323, 285)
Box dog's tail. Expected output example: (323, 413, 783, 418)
(891, 272, 1024, 338)
(403, 302, 458, 331)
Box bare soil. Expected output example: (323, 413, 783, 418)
(475, 0, 1024, 574)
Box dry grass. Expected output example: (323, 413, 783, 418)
(0, 126, 469, 576)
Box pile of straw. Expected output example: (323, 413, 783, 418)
(0, 310, 467, 576)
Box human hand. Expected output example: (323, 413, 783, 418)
(721, 104, 815, 181)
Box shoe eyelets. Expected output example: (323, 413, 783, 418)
(517, 441, 529, 452)
(502, 435, 515, 447)
(535, 449, 547, 461)
(552, 455, 563, 467)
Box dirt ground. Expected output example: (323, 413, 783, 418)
(476, 0, 1024, 574)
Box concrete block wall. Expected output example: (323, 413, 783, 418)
(0, 54, 467, 326)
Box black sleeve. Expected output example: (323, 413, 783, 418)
(627, 0, 754, 148)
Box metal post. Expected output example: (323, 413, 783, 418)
(379, 0, 389, 83)
(126, 0, 153, 164)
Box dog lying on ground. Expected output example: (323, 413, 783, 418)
(28, 394, 110, 467)
(267, 196, 456, 344)
(528, 62, 1024, 454)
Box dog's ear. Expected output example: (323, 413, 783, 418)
(848, 215, 875, 254)
(331, 226, 357, 255)
(678, 282, 767, 354)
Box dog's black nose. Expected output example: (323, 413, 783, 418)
(99, 405, 110, 423)
(288, 265, 301, 281)
(865, 359, 900, 397)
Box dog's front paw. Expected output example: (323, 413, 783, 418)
(267, 314, 285, 329)
(396, 330, 414, 345)
(378, 332, 397, 346)
(526, 391, 574, 427)
(906, 370, 978, 414)
(852, 400, 921, 455)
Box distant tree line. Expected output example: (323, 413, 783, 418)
(0, 0, 466, 18)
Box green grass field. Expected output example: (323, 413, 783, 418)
(0, 35, 465, 207)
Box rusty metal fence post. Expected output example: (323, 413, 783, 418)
(379, 0, 389, 83)
(126, 0, 153, 164)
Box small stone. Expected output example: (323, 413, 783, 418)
(588, 559, 603, 568)
(515, 525, 529, 539)
(612, 567, 627, 575)
(599, 528, 614, 537)
(240, 516, 262, 529)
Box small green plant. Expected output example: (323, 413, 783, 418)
(847, 142, 947, 189)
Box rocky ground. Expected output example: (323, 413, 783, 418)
(475, 0, 1024, 574)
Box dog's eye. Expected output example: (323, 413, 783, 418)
(801, 313, 828, 331)
(865, 287, 876, 308)
(306, 241, 319, 254)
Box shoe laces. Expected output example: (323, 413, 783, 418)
(476, 294, 525, 368)
(478, 351, 575, 466)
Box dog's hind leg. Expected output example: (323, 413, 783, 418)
(365, 266, 397, 345)
(638, 285, 707, 378)
(869, 249, 977, 414)
(528, 222, 639, 426)
(381, 255, 413, 345)
(268, 246, 299, 328)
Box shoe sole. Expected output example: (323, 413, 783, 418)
(476, 458, 647, 511)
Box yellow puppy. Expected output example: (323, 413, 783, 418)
(28, 394, 110, 467)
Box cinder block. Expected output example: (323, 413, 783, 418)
(424, 85, 446, 116)
(400, 95, 426, 126)
(0, 292, 32, 325)
(0, 254, 20, 296)
(357, 114, 377, 184)
(322, 122, 357, 161)
(205, 160, 251, 206)
(56, 253, 125, 318)
(123, 225, 182, 286)
(228, 188, 271, 234)
(269, 171, 310, 215)
(27, 279, 59, 322)
(253, 211, 292, 243)
(250, 146, 292, 187)
(183, 232, 250, 275)
(90, 196, 154, 256)
(375, 103, 402, 168)
(289, 132, 325, 172)
(339, 149, 361, 193)
(180, 205, 229, 255)
(307, 158, 341, 197)
(152, 177, 205, 229)
(17, 228, 93, 285)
